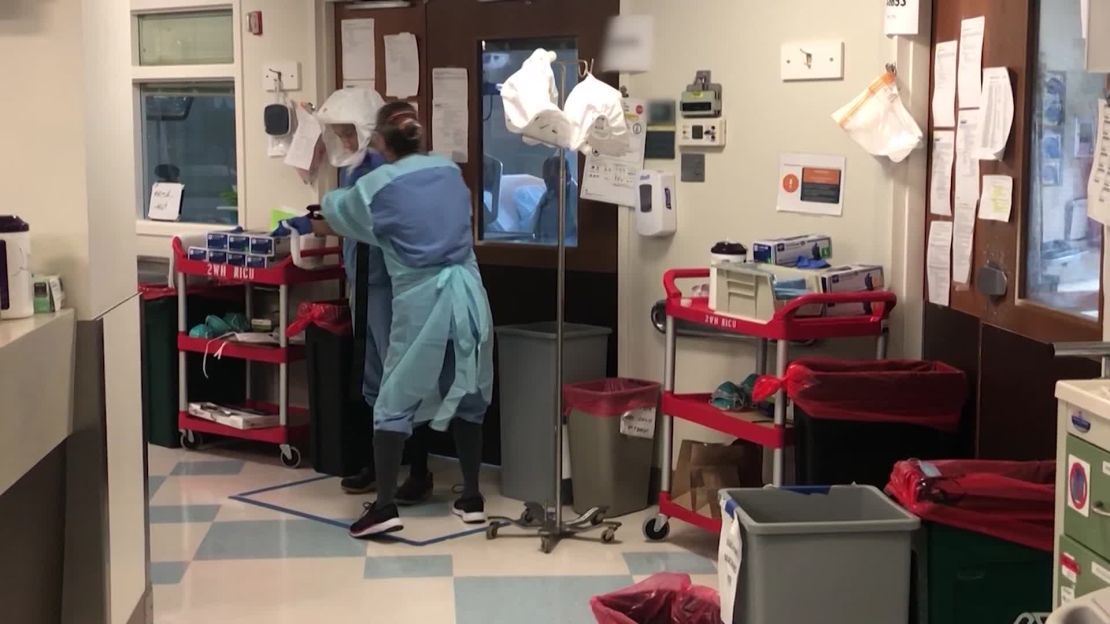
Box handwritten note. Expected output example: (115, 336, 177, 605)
(932, 41, 958, 128)
(148, 182, 184, 221)
(978, 175, 1014, 222)
(619, 408, 657, 439)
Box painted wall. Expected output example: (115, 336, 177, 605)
(616, 0, 930, 447)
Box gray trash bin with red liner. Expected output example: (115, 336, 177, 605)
(566, 378, 661, 517)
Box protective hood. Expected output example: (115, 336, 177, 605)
(316, 86, 387, 168)
(563, 73, 628, 154)
(500, 49, 569, 146)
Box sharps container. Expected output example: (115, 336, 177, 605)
(721, 485, 920, 624)
(495, 323, 612, 504)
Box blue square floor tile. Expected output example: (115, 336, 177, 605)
(194, 520, 367, 560)
(622, 552, 716, 575)
(151, 561, 189, 585)
(364, 555, 453, 579)
(149, 504, 222, 524)
(148, 476, 166, 500)
(170, 460, 244, 476)
(455, 576, 633, 624)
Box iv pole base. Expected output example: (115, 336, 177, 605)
(486, 503, 622, 553)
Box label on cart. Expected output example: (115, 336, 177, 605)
(206, 263, 258, 281)
(1069, 455, 1091, 518)
(1093, 561, 1110, 586)
(1061, 585, 1076, 605)
(620, 409, 657, 439)
(718, 501, 742, 624)
(1061, 552, 1079, 583)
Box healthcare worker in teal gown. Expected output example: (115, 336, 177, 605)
(315, 101, 493, 538)
(316, 88, 437, 504)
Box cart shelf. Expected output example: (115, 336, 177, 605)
(658, 492, 722, 534)
(177, 333, 305, 364)
(171, 238, 344, 287)
(663, 268, 896, 342)
(663, 392, 791, 449)
(178, 409, 308, 446)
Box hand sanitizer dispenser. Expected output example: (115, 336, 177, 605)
(636, 170, 676, 237)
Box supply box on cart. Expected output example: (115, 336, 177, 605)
(751, 234, 832, 266)
(820, 264, 885, 316)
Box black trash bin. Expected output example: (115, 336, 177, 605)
(140, 285, 246, 448)
(761, 359, 966, 488)
(296, 301, 373, 478)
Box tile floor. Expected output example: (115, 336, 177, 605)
(148, 443, 719, 624)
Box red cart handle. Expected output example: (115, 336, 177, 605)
(663, 268, 711, 299)
(777, 290, 897, 322)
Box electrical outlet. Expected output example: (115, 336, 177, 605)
(262, 61, 301, 92)
(781, 41, 844, 81)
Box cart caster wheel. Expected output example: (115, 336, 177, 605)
(601, 528, 617, 544)
(280, 446, 302, 468)
(643, 515, 670, 542)
(590, 510, 607, 526)
(180, 430, 202, 451)
(520, 509, 535, 524)
(540, 535, 555, 554)
(486, 525, 499, 540)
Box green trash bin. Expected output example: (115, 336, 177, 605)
(140, 285, 246, 448)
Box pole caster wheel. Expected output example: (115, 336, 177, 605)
(540, 534, 556, 554)
(280, 445, 302, 468)
(643, 515, 670, 542)
(601, 527, 617, 544)
(180, 430, 202, 451)
(485, 524, 499, 540)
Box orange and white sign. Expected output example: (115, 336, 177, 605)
(778, 153, 846, 216)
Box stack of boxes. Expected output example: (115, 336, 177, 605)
(188, 230, 292, 269)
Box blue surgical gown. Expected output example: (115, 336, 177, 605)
(323, 154, 493, 436)
(340, 153, 391, 408)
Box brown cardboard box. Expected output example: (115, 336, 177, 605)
(670, 439, 763, 518)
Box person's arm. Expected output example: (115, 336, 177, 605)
(320, 185, 378, 245)
(311, 219, 336, 236)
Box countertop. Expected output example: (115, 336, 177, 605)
(0, 310, 76, 495)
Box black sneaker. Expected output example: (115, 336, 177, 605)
(340, 467, 376, 495)
(395, 472, 434, 506)
(349, 502, 403, 538)
(452, 495, 487, 524)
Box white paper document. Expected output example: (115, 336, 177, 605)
(955, 110, 981, 204)
(930, 131, 956, 216)
(978, 175, 1014, 222)
(340, 19, 375, 82)
(953, 199, 977, 285)
(932, 41, 959, 128)
(927, 220, 953, 306)
(1089, 100, 1110, 225)
(718, 503, 743, 624)
(958, 17, 986, 109)
(148, 182, 184, 221)
(582, 99, 647, 206)
(975, 68, 1015, 161)
(384, 33, 419, 98)
(777, 153, 846, 217)
(885, 0, 921, 36)
(619, 408, 656, 439)
(431, 68, 469, 164)
(284, 105, 322, 171)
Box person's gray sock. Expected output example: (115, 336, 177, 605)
(373, 430, 408, 507)
(451, 420, 483, 499)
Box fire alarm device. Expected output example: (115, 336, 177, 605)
(248, 11, 263, 36)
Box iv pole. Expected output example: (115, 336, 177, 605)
(486, 58, 622, 554)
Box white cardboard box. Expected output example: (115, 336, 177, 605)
(820, 264, 885, 316)
(752, 235, 833, 267)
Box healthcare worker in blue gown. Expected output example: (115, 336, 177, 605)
(314, 101, 494, 538)
(315, 88, 436, 505)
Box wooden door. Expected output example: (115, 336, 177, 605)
(924, 0, 1105, 459)
(333, 2, 430, 116)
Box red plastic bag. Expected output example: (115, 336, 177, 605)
(753, 358, 966, 432)
(563, 378, 661, 417)
(591, 573, 720, 624)
(286, 301, 352, 337)
(886, 459, 1055, 552)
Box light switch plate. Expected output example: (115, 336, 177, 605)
(681, 153, 706, 183)
(781, 41, 844, 81)
(262, 61, 301, 92)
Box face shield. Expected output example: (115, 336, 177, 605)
(315, 87, 386, 168)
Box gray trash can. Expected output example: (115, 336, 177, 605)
(721, 485, 920, 624)
(495, 322, 612, 504)
(565, 379, 660, 517)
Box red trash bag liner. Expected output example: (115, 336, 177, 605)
(754, 358, 966, 432)
(563, 378, 661, 417)
(287, 301, 351, 337)
(591, 573, 720, 624)
(886, 458, 1055, 552)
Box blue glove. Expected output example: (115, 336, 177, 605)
(279, 216, 314, 236)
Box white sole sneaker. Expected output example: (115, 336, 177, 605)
(451, 507, 487, 524)
(349, 516, 403, 539)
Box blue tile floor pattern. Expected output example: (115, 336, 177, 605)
(147, 444, 721, 623)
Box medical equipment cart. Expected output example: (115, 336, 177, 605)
(171, 237, 345, 468)
(643, 268, 896, 540)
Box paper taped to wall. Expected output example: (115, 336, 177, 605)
(930, 131, 955, 216)
(975, 68, 1015, 161)
(932, 40, 958, 128)
(958, 16, 985, 109)
(1089, 100, 1110, 225)
(341, 19, 375, 82)
(384, 33, 420, 98)
(431, 68, 469, 163)
(927, 220, 953, 306)
(978, 175, 1013, 222)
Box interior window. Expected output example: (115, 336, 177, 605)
(479, 38, 580, 247)
(137, 10, 234, 66)
(1025, 0, 1107, 319)
(140, 83, 238, 225)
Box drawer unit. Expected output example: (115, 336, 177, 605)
(1059, 534, 1110, 604)
(1065, 434, 1110, 558)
